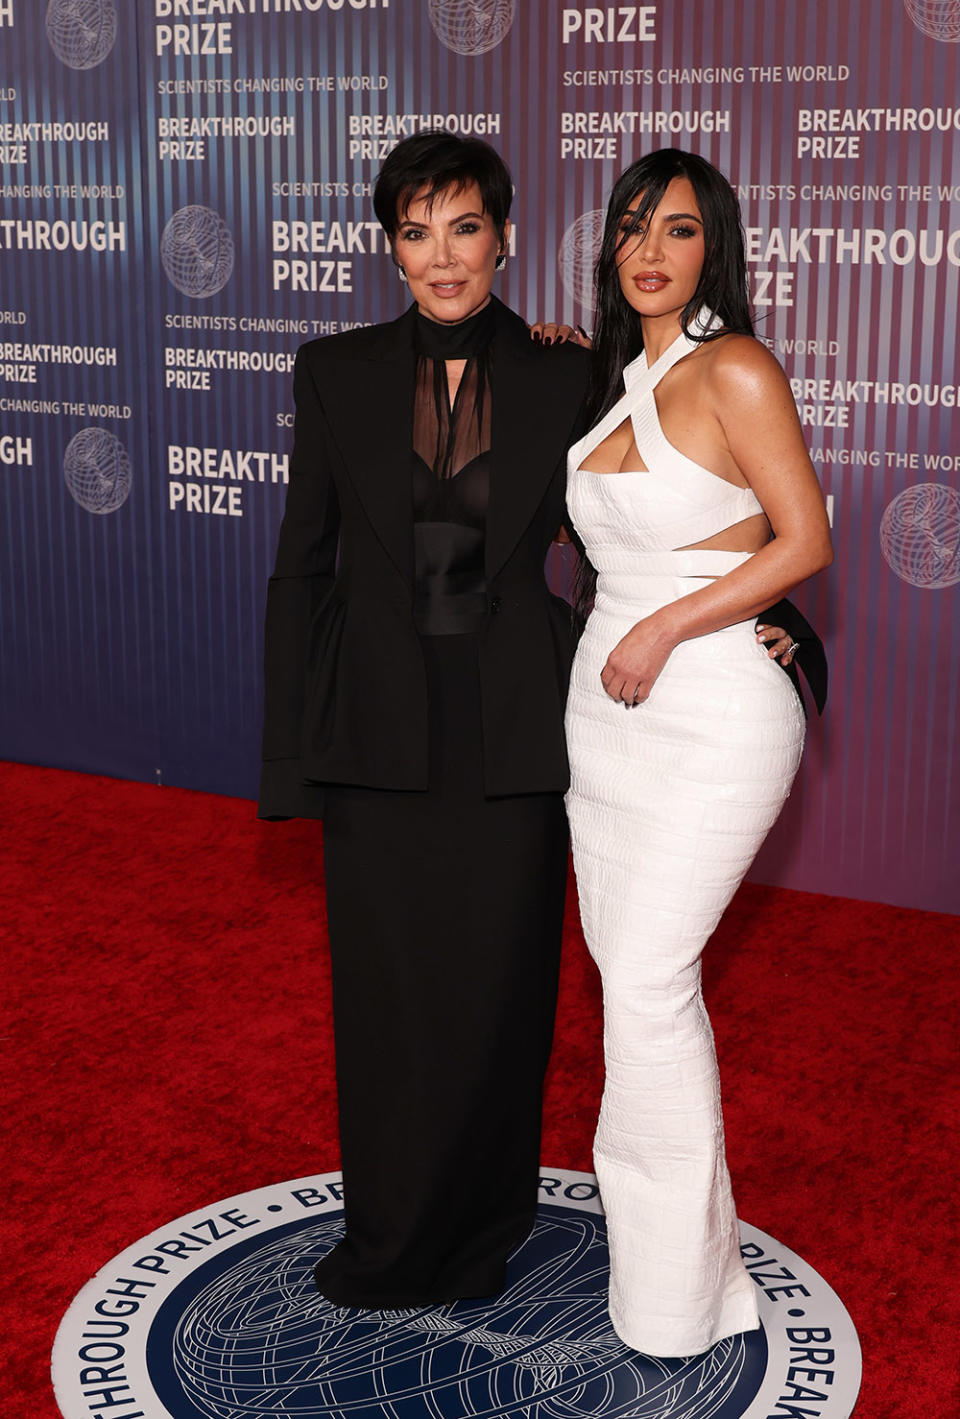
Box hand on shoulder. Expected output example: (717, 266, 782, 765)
(528, 320, 592, 349)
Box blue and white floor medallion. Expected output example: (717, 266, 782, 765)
(52, 1168, 861, 1418)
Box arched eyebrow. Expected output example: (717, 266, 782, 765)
(623, 208, 703, 224)
(398, 209, 487, 230)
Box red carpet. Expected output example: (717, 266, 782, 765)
(4, 760, 958, 1415)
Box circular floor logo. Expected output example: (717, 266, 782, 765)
(53, 1169, 860, 1419)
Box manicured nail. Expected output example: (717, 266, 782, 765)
(532, 330, 541, 342)
(576, 325, 588, 338)
(544, 336, 553, 346)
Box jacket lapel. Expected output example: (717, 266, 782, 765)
(315, 299, 586, 588)
(316, 306, 417, 586)
(486, 299, 586, 580)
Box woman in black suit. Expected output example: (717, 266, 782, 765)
(259, 132, 818, 1311)
(260, 132, 590, 1308)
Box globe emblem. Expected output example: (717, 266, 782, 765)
(558, 210, 606, 312)
(161, 206, 235, 299)
(428, 0, 516, 56)
(151, 1211, 761, 1418)
(880, 482, 960, 588)
(63, 427, 131, 514)
(45, 0, 118, 70)
(902, 0, 960, 41)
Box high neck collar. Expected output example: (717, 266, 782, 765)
(413, 300, 496, 360)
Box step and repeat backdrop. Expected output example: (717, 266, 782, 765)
(1, 0, 958, 912)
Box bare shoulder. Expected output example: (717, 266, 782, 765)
(699, 332, 791, 407)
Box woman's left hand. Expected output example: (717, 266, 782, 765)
(756, 623, 800, 666)
(601, 619, 675, 705)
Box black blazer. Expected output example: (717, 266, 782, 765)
(259, 297, 591, 818)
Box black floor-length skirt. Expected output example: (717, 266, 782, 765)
(314, 630, 569, 1307)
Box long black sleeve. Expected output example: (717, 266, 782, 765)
(258, 347, 342, 819)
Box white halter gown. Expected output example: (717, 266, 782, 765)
(564, 322, 805, 1358)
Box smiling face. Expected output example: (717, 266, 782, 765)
(392, 180, 507, 325)
(615, 175, 706, 325)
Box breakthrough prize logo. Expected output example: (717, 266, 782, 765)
(902, 0, 960, 42)
(161, 206, 235, 300)
(63, 427, 131, 513)
(558, 210, 606, 312)
(428, 0, 516, 56)
(880, 482, 960, 588)
(52, 1169, 861, 1419)
(46, 0, 118, 69)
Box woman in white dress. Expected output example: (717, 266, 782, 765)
(564, 148, 833, 1359)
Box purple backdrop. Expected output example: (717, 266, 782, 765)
(1, 0, 958, 912)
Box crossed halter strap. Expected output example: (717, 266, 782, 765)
(572, 309, 765, 569)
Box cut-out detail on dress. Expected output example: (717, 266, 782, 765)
(578, 416, 650, 476)
(677, 510, 770, 560)
(569, 315, 765, 562)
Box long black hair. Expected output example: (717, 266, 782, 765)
(573, 149, 754, 624)
(585, 147, 753, 428)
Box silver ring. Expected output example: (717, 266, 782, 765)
(787, 641, 800, 656)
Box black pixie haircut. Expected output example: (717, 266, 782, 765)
(373, 130, 513, 242)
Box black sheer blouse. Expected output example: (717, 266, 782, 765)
(411, 303, 494, 635)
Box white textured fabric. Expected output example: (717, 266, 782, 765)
(564, 323, 805, 1357)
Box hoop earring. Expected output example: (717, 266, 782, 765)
(494, 253, 506, 272)
(397, 265, 407, 283)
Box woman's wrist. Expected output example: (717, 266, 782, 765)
(640, 606, 681, 653)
